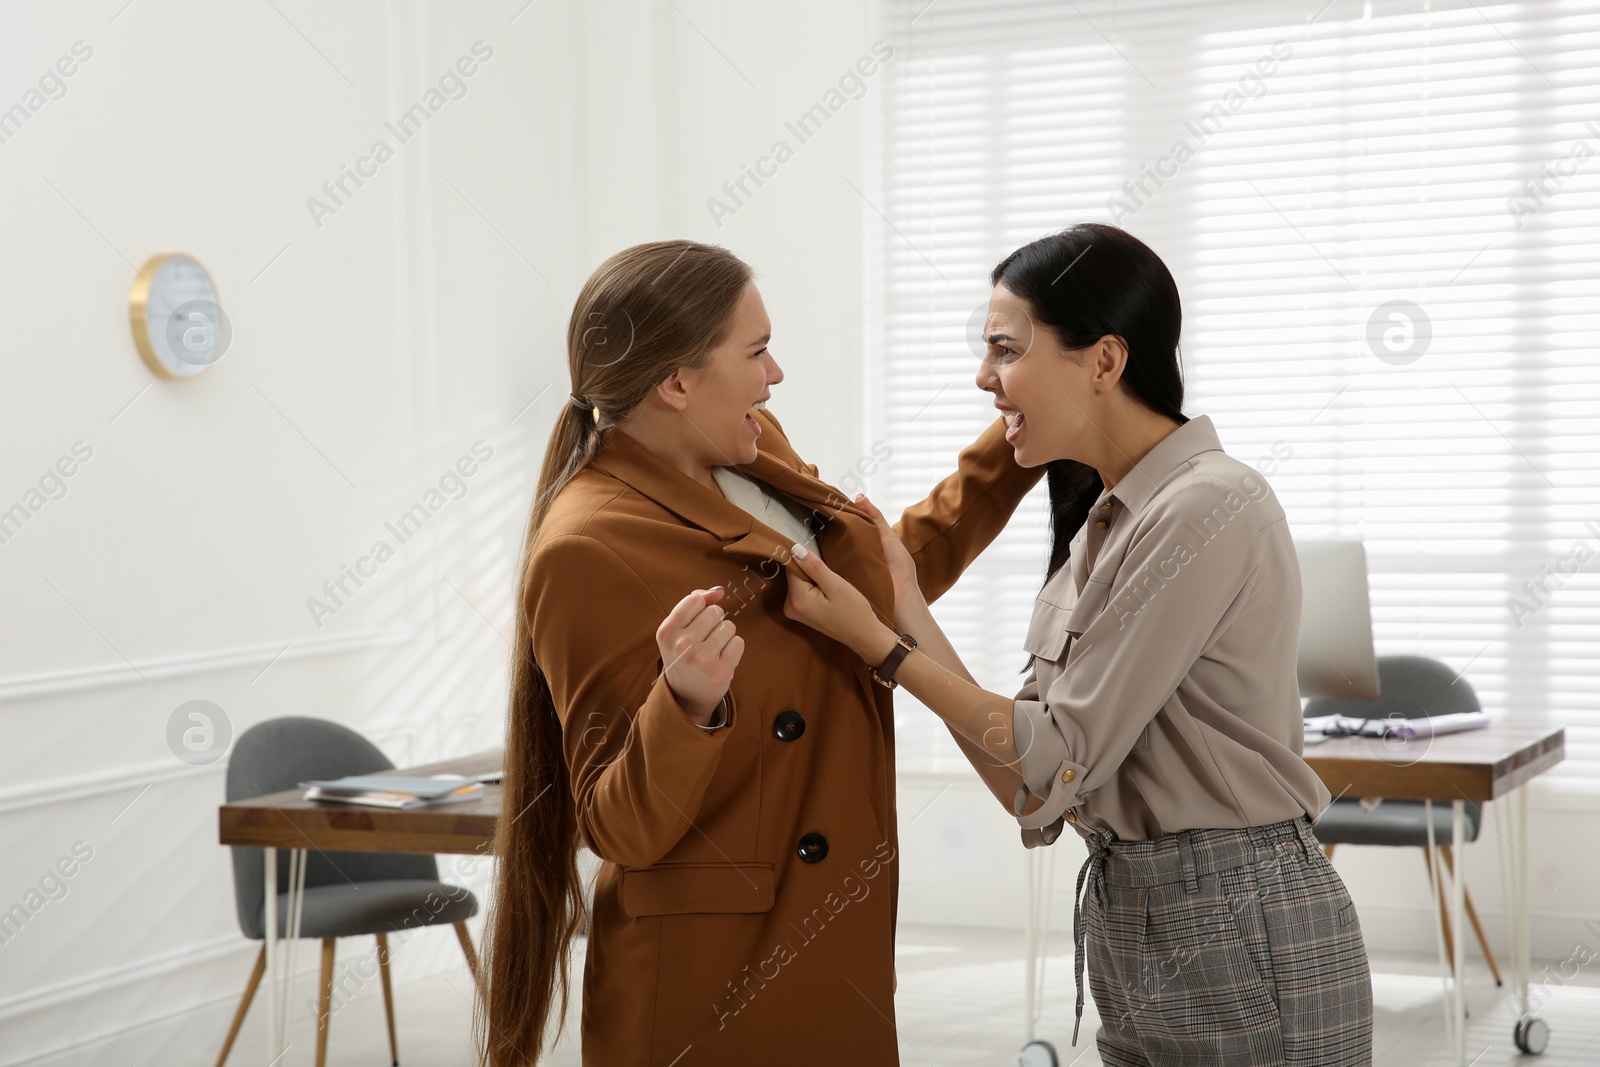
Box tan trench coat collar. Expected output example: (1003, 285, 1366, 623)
(587, 411, 875, 570)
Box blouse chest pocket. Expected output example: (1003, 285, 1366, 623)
(1022, 596, 1073, 663)
(1025, 576, 1114, 664)
(1064, 576, 1112, 638)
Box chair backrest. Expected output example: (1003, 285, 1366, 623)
(225, 716, 439, 940)
(1304, 653, 1481, 721)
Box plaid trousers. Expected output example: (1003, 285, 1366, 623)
(1075, 816, 1373, 1066)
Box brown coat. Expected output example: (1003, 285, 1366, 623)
(524, 409, 1041, 1066)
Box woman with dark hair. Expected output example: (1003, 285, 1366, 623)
(782, 223, 1374, 1065)
(476, 239, 1042, 1065)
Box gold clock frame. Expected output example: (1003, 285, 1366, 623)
(129, 253, 221, 380)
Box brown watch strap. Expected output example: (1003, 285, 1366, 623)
(870, 633, 919, 689)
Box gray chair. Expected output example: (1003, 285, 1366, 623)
(215, 717, 482, 1067)
(1307, 654, 1501, 985)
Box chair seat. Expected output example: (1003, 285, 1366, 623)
(1311, 798, 1482, 848)
(257, 879, 478, 939)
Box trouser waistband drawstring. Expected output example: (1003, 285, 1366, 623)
(1071, 826, 1115, 1047)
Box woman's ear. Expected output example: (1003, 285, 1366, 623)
(653, 367, 693, 412)
(1089, 335, 1130, 395)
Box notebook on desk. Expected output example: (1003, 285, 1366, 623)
(299, 773, 486, 809)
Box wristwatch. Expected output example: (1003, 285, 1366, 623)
(869, 633, 919, 689)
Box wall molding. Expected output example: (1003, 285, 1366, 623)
(0, 625, 415, 704)
(0, 933, 250, 1025)
(0, 926, 471, 1067)
(0, 754, 220, 816)
(0, 723, 422, 816)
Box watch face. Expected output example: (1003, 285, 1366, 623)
(135, 255, 230, 378)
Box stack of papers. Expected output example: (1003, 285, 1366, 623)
(1303, 711, 1490, 743)
(300, 773, 487, 810)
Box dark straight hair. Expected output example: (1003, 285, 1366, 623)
(990, 223, 1189, 588)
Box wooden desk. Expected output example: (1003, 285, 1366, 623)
(217, 749, 505, 1067)
(223, 731, 1567, 1066)
(1302, 724, 1564, 1064)
(1302, 723, 1563, 802)
(219, 750, 502, 856)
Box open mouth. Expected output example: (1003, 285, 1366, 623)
(746, 398, 769, 437)
(1004, 410, 1026, 443)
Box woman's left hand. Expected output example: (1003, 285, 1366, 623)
(783, 544, 896, 663)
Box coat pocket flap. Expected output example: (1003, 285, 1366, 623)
(620, 862, 776, 917)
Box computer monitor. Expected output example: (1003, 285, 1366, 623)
(1294, 539, 1380, 702)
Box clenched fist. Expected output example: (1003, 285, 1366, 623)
(656, 586, 744, 726)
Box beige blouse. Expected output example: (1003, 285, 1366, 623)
(1010, 414, 1331, 846)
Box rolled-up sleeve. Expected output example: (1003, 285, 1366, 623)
(1010, 478, 1268, 844)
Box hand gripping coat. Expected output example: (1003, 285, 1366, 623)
(523, 409, 1042, 1065)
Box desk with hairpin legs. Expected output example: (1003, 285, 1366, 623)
(218, 750, 503, 1067)
(1303, 724, 1563, 1064)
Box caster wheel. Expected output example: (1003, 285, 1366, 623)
(1019, 1039, 1058, 1067)
(1513, 1016, 1550, 1055)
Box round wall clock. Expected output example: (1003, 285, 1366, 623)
(129, 254, 230, 379)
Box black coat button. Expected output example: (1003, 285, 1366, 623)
(797, 833, 829, 863)
(773, 710, 806, 742)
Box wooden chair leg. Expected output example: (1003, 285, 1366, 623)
(1323, 844, 1336, 859)
(454, 921, 484, 999)
(376, 932, 399, 1067)
(213, 943, 266, 1067)
(1424, 846, 1457, 975)
(316, 938, 336, 1067)
(1438, 845, 1505, 986)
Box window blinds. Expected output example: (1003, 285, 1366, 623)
(873, 0, 1600, 780)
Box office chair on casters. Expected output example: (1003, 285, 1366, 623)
(216, 717, 483, 1067)
(1306, 654, 1502, 987)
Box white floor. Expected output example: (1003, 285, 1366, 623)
(197, 924, 1600, 1066)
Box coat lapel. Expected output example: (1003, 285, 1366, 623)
(588, 429, 755, 543)
(733, 449, 894, 612)
(586, 421, 893, 613)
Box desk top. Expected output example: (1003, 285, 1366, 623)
(218, 749, 504, 856)
(219, 725, 1566, 855)
(1302, 723, 1564, 802)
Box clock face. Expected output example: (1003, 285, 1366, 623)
(131, 255, 230, 379)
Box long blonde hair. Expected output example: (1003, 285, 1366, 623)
(476, 240, 754, 1065)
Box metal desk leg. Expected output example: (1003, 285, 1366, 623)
(1506, 784, 1550, 1054)
(1020, 845, 1061, 1067)
(1514, 784, 1529, 1015)
(1425, 800, 1455, 1050)
(278, 849, 292, 1055)
(1451, 800, 1466, 1066)
(264, 847, 308, 1066)
(264, 847, 279, 1066)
